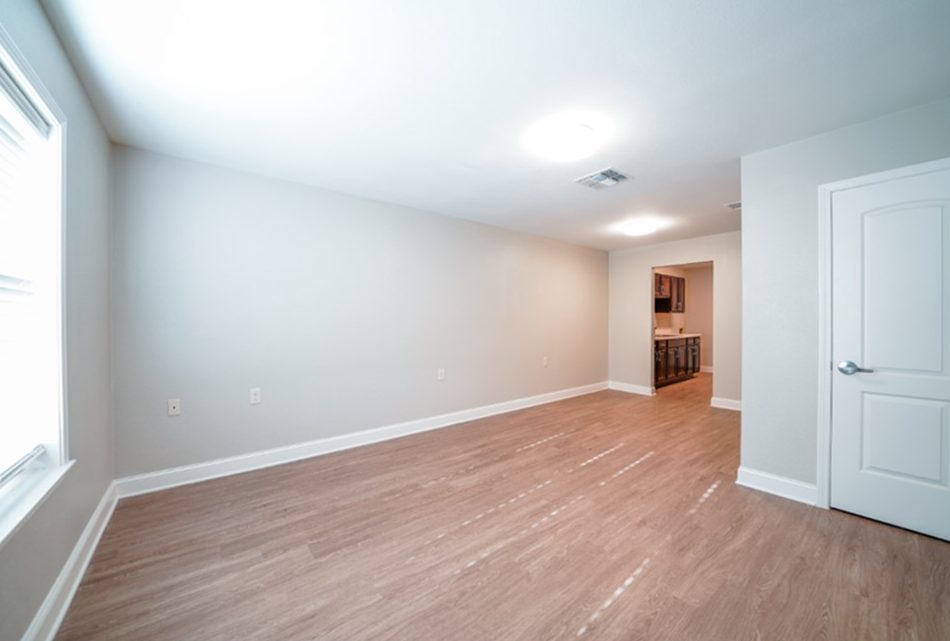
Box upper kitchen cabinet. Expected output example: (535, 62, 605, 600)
(655, 273, 671, 299)
(671, 276, 685, 313)
(655, 273, 685, 313)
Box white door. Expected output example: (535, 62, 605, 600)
(830, 160, 950, 541)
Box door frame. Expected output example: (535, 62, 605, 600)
(815, 155, 950, 509)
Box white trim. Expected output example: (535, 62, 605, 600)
(816, 181, 833, 509)
(21, 481, 118, 641)
(607, 381, 655, 396)
(710, 397, 741, 411)
(815, 156, 950, 510)
(700, 365, 713, 373)
(0, 30, 71, 557)
(54, 122, 68, 464)
(0, 22, 69, 466)
(736, 467, 817, 506)
(116, 381, 608, 498)
(0, 460, 73, 550)
(819, 155, 950, 193)
(0, 25, 67, 124)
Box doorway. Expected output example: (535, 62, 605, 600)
(652, 262, 713, 397)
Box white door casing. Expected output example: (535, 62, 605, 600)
(827, 159, 950, 540)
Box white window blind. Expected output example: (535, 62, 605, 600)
(0, 54, 62, 488)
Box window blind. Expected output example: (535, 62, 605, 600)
(0, 58, 51, 138)
(0, 55, 57, 486)
(0, 63, 46, 290)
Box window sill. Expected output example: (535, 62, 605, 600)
(0, 459, 74, 550)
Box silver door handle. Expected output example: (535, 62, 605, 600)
(837, 360, 874, 375)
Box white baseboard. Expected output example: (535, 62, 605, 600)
(710, 397, 741, 411)
(736, 467, 817, 506)
(116, 381, 609, 498)
(700, 366, 713, 374)
(22, 481, 118, 641)
(607, 381, 655, 396)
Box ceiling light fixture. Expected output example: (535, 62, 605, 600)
(521, 110, 614, 162)
(617, 216, 667, 237)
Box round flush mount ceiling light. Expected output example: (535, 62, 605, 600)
(521, 110, 614, 162)
(618, 216, 666, 237)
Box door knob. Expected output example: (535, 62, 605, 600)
(837, 360, 874, 375)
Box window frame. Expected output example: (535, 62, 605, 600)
(0, 23, 72, 549)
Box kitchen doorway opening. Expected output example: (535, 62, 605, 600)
(652, 261, 714, 397)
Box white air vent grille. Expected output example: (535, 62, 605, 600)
(575, 168, 629, 190)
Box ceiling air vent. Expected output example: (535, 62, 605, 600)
(575, 167, 629, 190)
(725, 201, 742, 210)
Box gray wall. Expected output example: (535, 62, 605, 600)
(608, 231, 741, 400)
(111, 146, 608, 477)
(740, 97, 950, 484)
(0, 2, 113, 640)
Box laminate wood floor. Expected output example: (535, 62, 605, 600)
(56, 375, 950, 641)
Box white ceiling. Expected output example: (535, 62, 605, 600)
(42, 0, 950, 250)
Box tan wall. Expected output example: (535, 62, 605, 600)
(684, 265, 713, 368)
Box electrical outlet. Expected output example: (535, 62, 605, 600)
(437, 367, 446, 381)
(167, 398, 181, 416)
(543, 355, 549, 368)
(249, 387, 262, 405)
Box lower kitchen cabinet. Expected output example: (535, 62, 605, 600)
(654, 336, 701, 387)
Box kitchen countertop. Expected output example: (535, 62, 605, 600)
(654, 333, 701, 340)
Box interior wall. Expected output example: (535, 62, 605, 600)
(684, 265, 713, 368)
(0, 3, 113, 641)
(608, 231, 741, 400)
(111, 146, 609, 477)
(741, 97, 950, 485)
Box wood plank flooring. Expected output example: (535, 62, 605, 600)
(56, 375, 950, 640)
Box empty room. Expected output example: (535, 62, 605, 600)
(2, 1, 949, 640)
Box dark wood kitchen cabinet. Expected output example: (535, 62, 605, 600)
(654, 336, 701, 387)
(670, 276, 685, 313)
(654, 274, 685, 313)
(687, 338, 700, 374)
(654, 340, 668, 383)
(655, 273, 671, 299)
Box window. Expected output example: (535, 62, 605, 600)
(0, 33, 68, 542)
